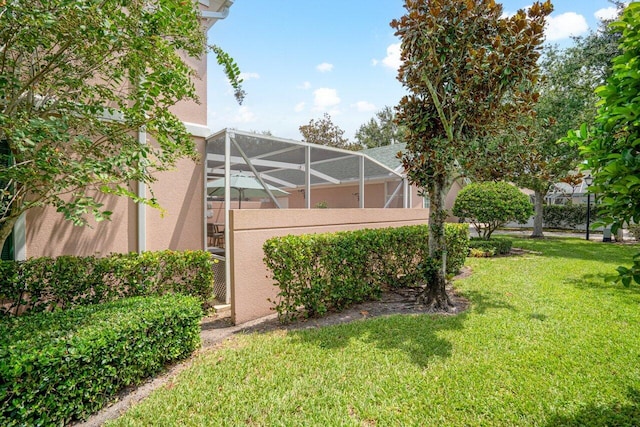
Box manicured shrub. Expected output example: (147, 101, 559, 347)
(263, 224, 469, 320)
(453, 181, 533, 239)
(445, 223, 470, 274)
(543, 204, 596, 229)
(468, 237, 513, 257)
(0, 295, 202, 426)
(0, 250, 215, 316)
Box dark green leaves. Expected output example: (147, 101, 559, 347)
(0, 0, 217, 245)
(564, 3, 640, 285)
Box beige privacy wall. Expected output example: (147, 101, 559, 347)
(229, 208, 429, 324)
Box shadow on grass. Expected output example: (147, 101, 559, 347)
(545, 388, 640, 427)
(500, 236, 640, 264)
(289, 313, 467, 367)
(461, 289, 517, 315)
(564, 273, 640, 299)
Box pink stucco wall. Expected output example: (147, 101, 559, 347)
(26, 138, 206, 257)
(229, 208, 430, 324)
(286, 182, 404, 209)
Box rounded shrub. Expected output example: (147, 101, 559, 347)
(453, 181, 533, 239)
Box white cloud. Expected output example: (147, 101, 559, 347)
(313, 87, 340, 111)
(297, 81, 312, 90)
(545, 12, 589, 41)
(595, 7, 619, 21)
(232, 106, 256, 123)
(352, 101, 376, 112)
(382, 43, 401, 70)
(294, 102, 306, 112)
(239, 72, 260, 81)
(316, 62, 334, 73)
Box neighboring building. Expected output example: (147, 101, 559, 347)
(5, 1, 234, 260)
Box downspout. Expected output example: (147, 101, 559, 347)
(137, 127, 146, 252)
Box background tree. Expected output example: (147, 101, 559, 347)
(453, 182, 533, 240)
(299, 113, 355, 150)
(354, 106, 405, 149)
(465, 13, 622, 238)
(392, 0, 550, 311)
(566, 2, 640, 285)
(0, 0, 244, 249)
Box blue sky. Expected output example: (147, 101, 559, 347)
(206, 1, 622, 141)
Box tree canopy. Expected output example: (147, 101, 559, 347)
(0, 0, 243, 249)
(354, 106, 404, 149)
(299, 113, 356, 150)
(392, 0, 550, 310)
(463, 11, 622, 238)
(566, 2, 640, 285)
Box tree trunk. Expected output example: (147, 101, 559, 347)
(418, 174, 455, 312)
(531, 189, 545, 238)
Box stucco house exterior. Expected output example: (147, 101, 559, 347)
(2, 0, 235, 261)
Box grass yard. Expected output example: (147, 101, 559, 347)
(108, 237, 640, 426)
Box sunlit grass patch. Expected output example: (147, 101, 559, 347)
(109, 238, 640, 426)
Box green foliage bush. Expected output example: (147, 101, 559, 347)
(543, 204, 596, 229)
(453, 181, 533, 239)
(263, 224, 469, 320)
(0, 250, 215, 316)
(0, 295, 202, 426)
(468, 237, 513, 257)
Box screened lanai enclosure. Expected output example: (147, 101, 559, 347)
(205, 129, 410, 304)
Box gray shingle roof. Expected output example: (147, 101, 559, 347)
(361, 143, 406, 171)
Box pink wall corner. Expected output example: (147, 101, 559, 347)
(229, 208, 430, 325)
(147, 137, 206, 251)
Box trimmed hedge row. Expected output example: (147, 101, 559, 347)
(543, 204, 597, 229)
(468, 237, 513, 257)
(0, 294, 202, 426)
(0, 250, 215, 316)
(263, 224, 469, 320)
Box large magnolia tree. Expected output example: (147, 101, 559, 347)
(392, 0, 551, 311)
(0, 0, 243, 249)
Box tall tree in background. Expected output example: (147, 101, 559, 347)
(392, 0, 550, 311)
(566, 2, 640, 285)
(299, 113, 355, 150)
(0, 0, 244, 249)
(355, 106, 404, 149)
(465, 11, 622, 238)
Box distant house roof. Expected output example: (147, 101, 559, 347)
(361, 143, 406, 172)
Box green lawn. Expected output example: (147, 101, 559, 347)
(109, 237, 640, 426)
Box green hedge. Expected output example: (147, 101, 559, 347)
(0, 250, 215, 316)
(263, 224, 469, 320)
(543, 204, 597, 229)
(0, 295, 202, 426)
(468, 237, 513, 257)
